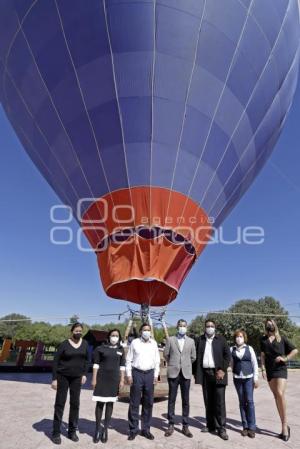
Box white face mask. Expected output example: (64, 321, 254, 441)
(110, 336, 119, 345)
(236, 337, 244, 346)
(178, 326, 187, 335)
(142, 330, 151, 340)
(205, 326, 215, 337)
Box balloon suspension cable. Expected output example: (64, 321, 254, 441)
(140, 304, 150, 323)
(126, 304, 168, 327)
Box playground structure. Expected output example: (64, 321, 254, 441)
(0, 338, 57, 371)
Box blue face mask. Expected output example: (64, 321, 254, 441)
(142, 330, 151, 340)
(178, 326, 187, 336)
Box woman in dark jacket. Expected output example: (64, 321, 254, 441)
(91, 329, 125, 443)
(260, 318, 298, 442)
(51, 322, 89, 444)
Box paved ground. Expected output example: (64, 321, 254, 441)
(0, 371, 299, 449)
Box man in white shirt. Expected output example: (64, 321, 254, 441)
(203, 331, 215, 368)
(126, 323, 160, 441)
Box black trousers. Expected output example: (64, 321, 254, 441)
(167, 370, 191, 425)
(53, 374, 82, 436)
(202, 369, 226, 432)
(128, 368, 154, 434)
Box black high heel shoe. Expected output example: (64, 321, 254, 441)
(93, 427, 102, 443)
(282, 426, 290, 442)
(101, 427, 108, 443)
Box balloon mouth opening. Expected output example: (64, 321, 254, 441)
(106, 278, 178, 307)
(96, 231, 196, 307)
(95, 226, 196, 256)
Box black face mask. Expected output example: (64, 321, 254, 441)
(73, 333, 82, 340)
(266, 324, 275, 332)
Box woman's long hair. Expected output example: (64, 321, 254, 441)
(264, 318, 281, 342)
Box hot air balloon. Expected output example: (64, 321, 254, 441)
(0, 0, 299, 311)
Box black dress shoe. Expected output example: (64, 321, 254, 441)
(182, 425, 193, 438)
(165, 424, 174, 437)
(128, 433, 136, 441)
(201, 426, 216, 434)
(282, 426, 290, 442)
(141, 430, 155, 440)
(101, 428, 108, 443)
(93, 427, 102, 443)
(68, 432, 79, 442)
(51, 435, 61, 445)
(218, 430, 229, 440)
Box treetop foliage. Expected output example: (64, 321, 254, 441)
(0, 298, 299, 354)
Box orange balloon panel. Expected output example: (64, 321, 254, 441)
(83, 187, 212, 306)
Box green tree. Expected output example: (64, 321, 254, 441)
(292, 326, 300, 360)
(190, 297, 298, 354)
(49, 324, 72, 346)
(69, 314, 80, 325)
(154, 325, 176, 342)
(188, 315, 206, 336)
(0, 313, 31, 339)
(14, 322, 52, 344)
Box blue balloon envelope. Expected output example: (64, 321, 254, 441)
(0, 0, 299, 306)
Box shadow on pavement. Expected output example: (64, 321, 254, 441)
(0, 373, 52, 384)
(32, 413, 280, 442)
(33, 414, 177, 439)
(192, 415, 279, 437)
(0, 372, 93, 389)
(33, 418, 69, 440)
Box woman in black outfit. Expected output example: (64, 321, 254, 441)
(260, 318, 298, 442)
(51, 322, 89, 444)
(92, 329, 125, 443)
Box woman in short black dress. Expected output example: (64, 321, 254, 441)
(260, 318, 298, 442)
(91, 329, 125, 443)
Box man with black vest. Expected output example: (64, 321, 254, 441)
(163, 319, 196, 438)
(193, 319, 231, 440)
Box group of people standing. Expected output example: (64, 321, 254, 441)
(50, 318, 298, 445)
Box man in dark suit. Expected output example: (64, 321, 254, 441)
(193, 319, 231, 440)
(163, 319, 196, 438)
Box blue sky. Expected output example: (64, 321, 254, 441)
(0, 83, 300, 327)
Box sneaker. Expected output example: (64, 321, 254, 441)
(248, 430, 255, 438)
(241, 429, 248, 436)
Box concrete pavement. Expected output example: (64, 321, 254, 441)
(0, 371, 299, 449)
